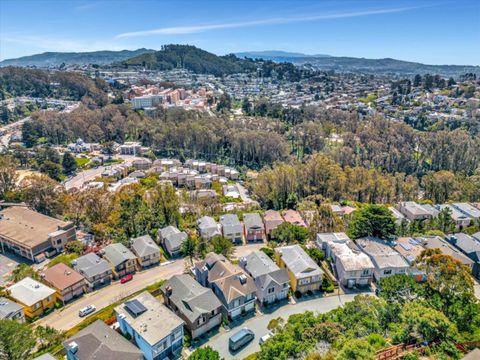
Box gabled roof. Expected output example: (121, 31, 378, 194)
(103, 243, 137, 267)
(161, 274, 221, 323)
(243, 213, 263, 230)
(63, 319, 143, 360)
(419, 235, 475, 266)
(275, 245, 324, 279)
(241, 251, 279, 279)
(448, 233, 480, 261)
(8, 277, 56, 307)
(255, 268, 290, 290)
(73, 253, 111, 278)
(42, 263, 85, 291)
(131, 235, 160, 257)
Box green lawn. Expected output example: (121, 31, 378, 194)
(75, 157, 90, 167)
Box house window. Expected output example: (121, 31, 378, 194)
(233, 299, 240, 307)
(383, 269, 392, 275)
(362, 269, 370, 275)
(211, 309, 216, 316)
(268, 287, 275, 294)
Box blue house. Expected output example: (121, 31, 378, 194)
(115, 291, 184, 360)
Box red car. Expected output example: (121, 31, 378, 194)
(120, 274, 133, 283)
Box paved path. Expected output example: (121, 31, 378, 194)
(204, 291, 373, 360)
(35, 260, 186, 331)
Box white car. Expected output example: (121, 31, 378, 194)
(79, 304, 96, 317)
(259, 332, 273, 344)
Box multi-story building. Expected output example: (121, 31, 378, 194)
(0, 297, 25, 323)
(102, 243, 137, 278)
(194, 253, 257, 319)
(317, 233, 374, 288)
(219, 214, 243, 244)
(275, 245, 324, 294)
(42, 263, 86, 303)
(240, 251, 290, 305)
(243, 213, 265, 242)
(131, 235, 161, 268)
(0, 206, 76, 262)
(7, 277, 56, 318)
(115, 292, 184, 360)
(161, 274, 222, 339)
(72, 253, 112, 290)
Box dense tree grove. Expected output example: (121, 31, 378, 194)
(252, 153, 480, 209)
(0, 66, 108, 105)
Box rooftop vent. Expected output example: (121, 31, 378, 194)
(68, 341, 79, 354)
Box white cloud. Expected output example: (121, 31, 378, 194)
(116, 7, 419, 38)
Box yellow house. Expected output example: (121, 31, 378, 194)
(275, 245, 324, 294)
(7, 277, 56, 318)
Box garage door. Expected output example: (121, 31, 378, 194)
(230, 308, 241, 318)
(245, 302, 255, 312)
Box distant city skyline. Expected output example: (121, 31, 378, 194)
(1, 0, 479, 65)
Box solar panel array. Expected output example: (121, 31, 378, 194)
(125, 299, 147, 316)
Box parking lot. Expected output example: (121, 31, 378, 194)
(0, 251, 23, 285)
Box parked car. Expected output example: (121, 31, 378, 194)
(120, 274, 133, 283)
(229, 328, 254, 352)
(259, 331, 273, 344)
(79, 305, 96, 317)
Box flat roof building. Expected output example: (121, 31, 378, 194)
(0, 207, 76, 262)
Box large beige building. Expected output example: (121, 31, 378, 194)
(0, 207, 76, 262)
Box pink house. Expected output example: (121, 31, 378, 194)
(282, 210, 307, 228)
(263, 210, 284, 238)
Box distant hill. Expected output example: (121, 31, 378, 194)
(120, 44, 256, 76)
(0, 49, 155, 67)
(237, 51, 479, 77)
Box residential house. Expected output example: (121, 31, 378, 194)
(388, 207, 406, 225)
(222, 184, 240, 199)
(159, 226, 187, 257)
(0, 206, 76, 262)
(437, 204, 472, 229)
(72, 253, 112, 290)
(282, 210, 307, 227)
(219, 214, 243, 244)
(243, 213, 265, 242)
(397, 201, 439, 221)
(197, 216, 221, 240)
(118, 142, 141, 156)
(132, 158, 152, 171)
(419, 235, 475, 270)
(450, 203, 480, 221)
(42, 263, 86, 303)
(317, 233, 374, 288)
(355, 237, 410, 281)
(239, 251, 290, 305)
(7, 277, 56, 318)
(131, 235, 161, 268)
(193, 253, 256, 319)
(263, 210, 284, 239)
(447, 233, 480, 278)
(393, 237, 426, 281)
(161, 274, 222, 339)
(115, 291, 184, 360)
(102, 243, 137, 278)
(63, 319, 143, 360)
(0, 297, 25, 323)
(275, 245, 324, 294)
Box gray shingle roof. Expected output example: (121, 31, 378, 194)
(0, 297, 23, 319)
(103, 243, 137, 267)
(73, 253, 111, 278)
(243, 213, 263, 230)
(256, 268, 290, 290)
(63, 319, 143, 360)
(131, 235, 160, 257)
(275, 245, 324, 279)
(241, 251, 279, 279)
(161, 274, 222, 323)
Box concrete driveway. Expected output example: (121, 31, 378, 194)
(202, 291, 373, 360)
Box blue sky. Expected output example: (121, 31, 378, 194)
(1, 0, 479, 65)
